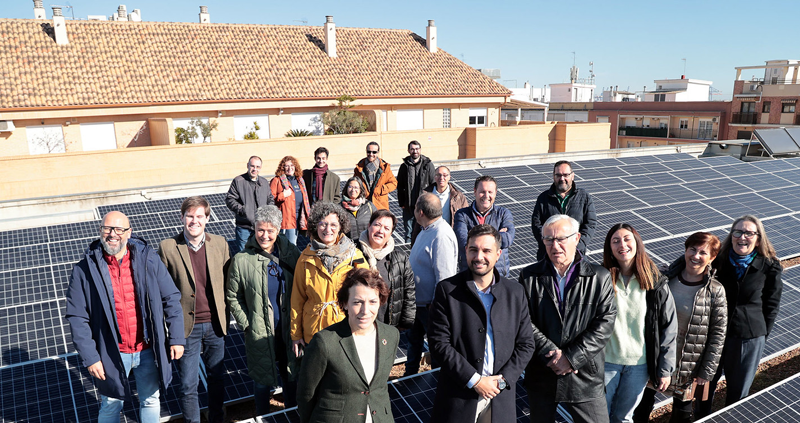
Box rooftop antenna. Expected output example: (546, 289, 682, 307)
(571, 51, 576, 67)
(682, 58, 687, 76)
(293, 17, 308, 25)
(50, 3, 74, 19)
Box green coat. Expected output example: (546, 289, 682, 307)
(226, 234, 301, 386)
(297, 320, 400, 423)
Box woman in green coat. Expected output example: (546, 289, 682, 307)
(297, 268, 400, 423)
(226, 205, 302, 415)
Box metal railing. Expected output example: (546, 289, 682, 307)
(731, 113, 759, 124)
(618, 127, 668, 137)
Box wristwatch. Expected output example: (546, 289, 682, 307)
(497, 377, 507, 390)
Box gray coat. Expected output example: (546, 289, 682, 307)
(225, 173, 274, 230)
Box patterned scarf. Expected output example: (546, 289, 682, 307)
(310, 234, 357, 274)
(341, 195, 365, 212)
(358, 229, 395, 270)
(364, 159, 381, 194)
(729, 250, 757, 280)
(279, 174, 312, 230)
(313, 165, 328, 201)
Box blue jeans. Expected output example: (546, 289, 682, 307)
(280, 228, 298, 245)
(176, 322, 226, 423)
(235, 227, 253, 253)
(404, 305, 437, 376)
(402, 207, 415, 243)
(98, 348, 160, 423)
(604, 362, 649, 423)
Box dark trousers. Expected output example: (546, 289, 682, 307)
(528, 391, 609, 423)
(695, 335, 765, 418)
(404, 305, 438, 376)
(176, 322, 226, 423)
(635, 388, 694, 423)
(254, 326, 297, 416)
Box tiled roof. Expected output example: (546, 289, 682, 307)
(0, 19, 510, 109)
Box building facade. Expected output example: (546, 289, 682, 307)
(728, 60, 800, 140)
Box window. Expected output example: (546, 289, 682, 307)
(396, 109, 424, 130)
(741, 102, 756, 113)
(596, 116, 609, 123)
(737, 131, 752, 140)
(26, 125, 65, 154)
(173, 117, 210, 143)
(698, 120, 713, 140)
(782, 103, 796, 113)
(443, 108, 451, 128)
(654, 94, 666, 102)
(679, 119, 688, 129)
(234, 114, 270, 140)
(291, 112, 324, 135)
(381, 111, 388, 132)
(762, 102, 771, 113)
(79, 122, 117, 151)
(468, 108, 487, 127)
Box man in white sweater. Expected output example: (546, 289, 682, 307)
(405, 192, 459, 376)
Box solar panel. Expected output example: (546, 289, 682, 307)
(592, 191, 648, 212)
(739, 172, 797, 191)
(0, 267, 58, 308)
(623, 172, 685, 189)
(684, 178, 751, 199)
(527, 163, 559, 173)
(49, 239, 91, 266)
(0, 300, 69, 365)
(206, 221, 236, 241)
(128, 214, 167, 232)
(714, 162, 764, 177)
(577, 177, 635, 194)
(763, 216, 800, 259)
(144, 197, 184, 213)
(0, 227, 49, 249)
(753, 128, 800, 156)
(657, 153, 697, 162)
(704, 193, 792, 220)
(750, 158, 800, 173)
(635, 202, 729, 236)
(0, 244, 51, 272)
(698, 371, 800, 422)
(47, 220, 101, 243)
(97, 202, 149, 218)
(660, 159, 701, 171)
(0, 358, 78, 423)
(628, 185, 704, 207)
(622, 162, 672, 175)
(212, 205, 236, 222)
(616, 155, 666, 165)
(697, 155, 742, 166)
(587, 211, 670, 253)
(206, 193, 228, 207)
(573, 158, 625, 169)
(669, 168, 725, 183)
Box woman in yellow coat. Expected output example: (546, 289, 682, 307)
(291, 201, 369, 356)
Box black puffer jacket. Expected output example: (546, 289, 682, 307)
(357, 246, 416, 329)
(667, 256, 727, 386)
(341, 201, 377, 242)
(519, 256, 616, 402)
(639, 273, 678, 385)
(713, 254, 782, 339)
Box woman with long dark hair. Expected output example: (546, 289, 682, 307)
(602, 223, 677, 423)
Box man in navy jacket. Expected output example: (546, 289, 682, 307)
(65, 211, 185, 423)
(453, 175, 515, 277)
(429, 224, 535, 422)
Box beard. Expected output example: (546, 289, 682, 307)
(469, 260, 493, 277)
(100, 236, 125, 256)
(556, 180, 571, 193)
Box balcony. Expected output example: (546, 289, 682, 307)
(731, 113, 759, 125)
(618, 126, 668, 138)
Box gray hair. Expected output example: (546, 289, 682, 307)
(255, 205, 282, 229)
(308, 201, 351, 240)
(542, 214, 579, 234)
(416, 192, 442, 219)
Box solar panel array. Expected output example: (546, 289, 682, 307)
(698, 370, 800, 422)
(2, 152, 800, 421)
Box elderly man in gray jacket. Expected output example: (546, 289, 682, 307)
(225, 156, 274, 252)
(406, 192, 459, 376)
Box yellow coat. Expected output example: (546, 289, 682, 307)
(290, 243, 369, 343)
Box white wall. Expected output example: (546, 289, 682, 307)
(79, 122, 117, 151)
(26, 125, 65, 154)
(395, 109, 424, 130)
(291, 112, 324, 135)
(234, 114, 270, 140)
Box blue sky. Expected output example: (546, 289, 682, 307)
(3, 0, 797, 99)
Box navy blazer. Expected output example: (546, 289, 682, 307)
(428, 269, 536, 422)
(297, 320, 400, 423)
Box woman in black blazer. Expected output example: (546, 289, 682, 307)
(696, 215, 783, 417)
(297, 268, 400, 423)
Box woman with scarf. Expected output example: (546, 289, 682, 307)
(270, 156, 311, 245)
(339, 177, 378, 242)
(695, 215, 782, 417)
(290, 201, 370, 358)
(356, 209, 416, 329)
(601, 223, 677, 423)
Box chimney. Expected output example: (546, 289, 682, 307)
(128, 9, 141, 21)
(52, 7, 68, 45)
(324, 16, 336, 58)
(426, 20, 437, 53)
(117, 5, 128, 21)
(199, 6, 210, 24)
(33, 0, 46, 19)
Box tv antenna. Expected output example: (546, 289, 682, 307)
(293, 18, 308, 25)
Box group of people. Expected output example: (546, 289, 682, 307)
(64, 144, 783, 423)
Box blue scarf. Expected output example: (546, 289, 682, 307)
(728, 250, 757, 280)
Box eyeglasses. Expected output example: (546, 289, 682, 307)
(268, 262, 280, 277)
(100, 226, 131, 235)
(543, 232, 577, 246)
(554, 172, 573, 179)
(366, 150, 379, 155)
(732, 230, 759, 239)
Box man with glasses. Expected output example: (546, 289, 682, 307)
(158, 197, 231, 423)
(65, 211, 185, 423)
(398, 140, 436, 243)
(226, 156, 275, 252)
(518, 214, 615, 423)
(353, 141, 397, 211)
(531, 160, 597, 261)
(410, 165, 469, 245)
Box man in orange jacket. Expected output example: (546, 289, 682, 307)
(353, 141, 398, 211)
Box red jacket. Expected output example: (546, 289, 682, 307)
(104, 252, 147, 353)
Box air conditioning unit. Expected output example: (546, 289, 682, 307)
(0, 121, 15, 132)
(712, 117, 718, 123)
(750, 84, 760, 91)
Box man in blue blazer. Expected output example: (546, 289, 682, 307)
(429, 224, 536, 422)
